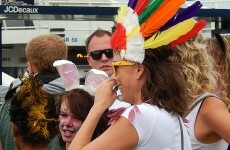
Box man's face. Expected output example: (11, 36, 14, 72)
(87, 34, 114, 76)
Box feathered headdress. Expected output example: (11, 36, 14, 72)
(53, 60, 108, 95)
(111, 0, 206, 63)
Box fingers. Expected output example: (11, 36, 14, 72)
(101, 78, 117, 87)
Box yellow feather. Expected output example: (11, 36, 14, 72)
(117, 5, 129, 23)
(144, 19, 196, 49)
(127, 26, 139, 40)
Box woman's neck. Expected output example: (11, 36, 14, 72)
(66, 142, 70, 149)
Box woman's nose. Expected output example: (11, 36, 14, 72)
(64, 122, 73, 127)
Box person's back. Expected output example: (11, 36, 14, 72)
(0, 34, 68, 150)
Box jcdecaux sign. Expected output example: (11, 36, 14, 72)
(0, 5, 118, 15)
(3, 6, 38, 13)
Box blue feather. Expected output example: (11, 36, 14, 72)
(160, 1, 202, 31)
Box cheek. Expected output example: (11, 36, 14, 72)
(58, 118, 66, 126)
(91, 61, 100, 68)
(73, 120, 83, 127)
(59, 117, 83, 128)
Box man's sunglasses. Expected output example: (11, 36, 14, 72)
(89, 49, 113, 60)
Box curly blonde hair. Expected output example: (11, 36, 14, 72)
(204, 34, 230, 111)
(175, 34, 217, 102)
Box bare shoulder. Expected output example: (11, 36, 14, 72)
(200, 96, 228, 117)
(84, 116, 139, 150)
(199, 96, 230, 142)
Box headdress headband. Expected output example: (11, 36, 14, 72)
(53, 60, 108, 95)
(111, 0, 206, 63)
(214, 33, 226, 55)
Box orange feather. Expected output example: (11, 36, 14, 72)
(140, 0, 185, 38)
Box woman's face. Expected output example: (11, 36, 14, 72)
(59, 100, 83, 143)
(112, 53, 142, 103)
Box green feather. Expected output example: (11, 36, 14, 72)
(138, 0, 164, 24)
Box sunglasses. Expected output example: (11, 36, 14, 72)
(89, 49, 113, 60)
(112, 61, 136, 76)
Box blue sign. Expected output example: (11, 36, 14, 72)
(0, 5, 118, 15)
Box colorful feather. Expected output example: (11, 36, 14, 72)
(128, 108, 135, 122)
(128, 0, 138, 9)
(134, 0, 150, 15)
(138, 0, 165, 24)
(128, 105, 141, 123)
(107, 107, 126, 125)
(125, 33, 145, 63)
(134, 105, 141, 114)
(110, 23, 126, 51)
(122, 7, 139, 34)
(160, 1, 202, 31)
(127, 26, 139, 40)
(117, 5, 129, 23)
(144, 19, 196, 49)
(141, 0, 185, 38)
(170, 20, 206, 47)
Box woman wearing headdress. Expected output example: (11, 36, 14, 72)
(68, 0, 206, 149)
(9, 76, 57, 150)
(53, 60, 109, 150)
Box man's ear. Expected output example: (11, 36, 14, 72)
(87, 56, 91, 66)
(27, 61, 36, 75)
(136, 64, 145, 80)
(12, 123, 18, 137)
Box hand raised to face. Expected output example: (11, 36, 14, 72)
(94, 78, 117, 110)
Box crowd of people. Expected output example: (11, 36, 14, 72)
(0, 0, 230, 150)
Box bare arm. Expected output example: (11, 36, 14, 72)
(200, 97, 230, 143)
(68, 78, 139, 150)
(69, 114, 138, 150)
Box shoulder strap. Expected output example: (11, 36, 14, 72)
(178, 116, 184, 150)
(183, 94, 218, 117)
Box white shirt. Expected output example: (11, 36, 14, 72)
(121, 103, 192, 150)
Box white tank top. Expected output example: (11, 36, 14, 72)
(185, 92, 228, 150)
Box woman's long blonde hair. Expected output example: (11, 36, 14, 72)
(204, 34, 230, 111)
(176, 34, 217, 103)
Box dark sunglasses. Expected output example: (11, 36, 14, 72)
(89, 49, 113, 60)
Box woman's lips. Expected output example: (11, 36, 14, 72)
(62, 129, 77, 137)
